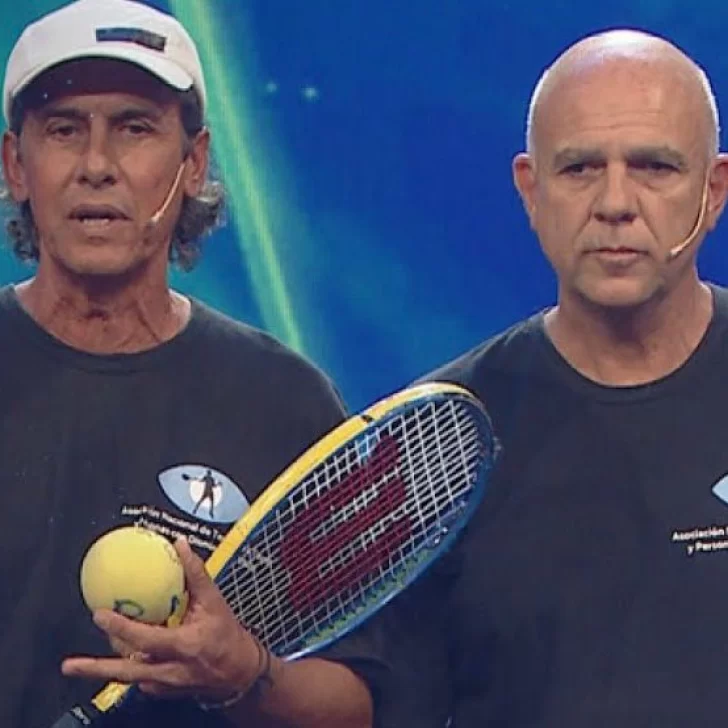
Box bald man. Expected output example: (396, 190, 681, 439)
(310, 29, 728, 727)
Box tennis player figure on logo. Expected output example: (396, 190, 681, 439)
(184, 469, 222, 518)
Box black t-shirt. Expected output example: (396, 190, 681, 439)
(354, 283, 728, 728)
(0, 286, 346, 728)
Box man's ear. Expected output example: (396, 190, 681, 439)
(705, 153, 728, 231)
(512, 152, 538, 228)
(2, 130, 29, 203)
(183, 128, 210, 198)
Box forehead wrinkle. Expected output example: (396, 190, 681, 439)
(23, 93, 179, 138)
(537, 69, 705, 165)
(39, 97, 166, 116)
(552, 143, 689, 170)
(528, 32, 716, 161)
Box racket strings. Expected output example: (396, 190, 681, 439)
(222, 400, 484, 644)
(219, 412, 482, 649)
(215, 397, 491, 655)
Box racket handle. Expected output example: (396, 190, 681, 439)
(90, 681, 131, 711)
(49, 682, 131, 726)
(49, 703, 102, 726)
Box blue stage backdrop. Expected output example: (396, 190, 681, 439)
(2, 0, 727, 409)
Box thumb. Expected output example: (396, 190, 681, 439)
(174, 536, 218, 604)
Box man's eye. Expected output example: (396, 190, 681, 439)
(48, 124, 78, 138)
(123, 122, 152, 135)
(634, 160, 676, 174)
(561, 162, 597, 176)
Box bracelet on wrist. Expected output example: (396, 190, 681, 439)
(197, 634, 274, 712)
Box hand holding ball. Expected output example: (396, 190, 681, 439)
(80, 526, 187, 625)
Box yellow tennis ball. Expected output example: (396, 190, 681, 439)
(80, 526, 187, 625)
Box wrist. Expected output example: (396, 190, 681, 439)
(196, 633, 274, 712)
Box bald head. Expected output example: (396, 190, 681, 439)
(525, 30, 720, 159)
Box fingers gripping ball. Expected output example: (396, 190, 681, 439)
(80, 526, 187, 625)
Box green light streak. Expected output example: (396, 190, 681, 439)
(169, 1, 304, 353)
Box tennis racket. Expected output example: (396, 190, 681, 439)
(52, 381, 499, 726)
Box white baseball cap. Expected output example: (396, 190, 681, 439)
(3, 0, 207, 124)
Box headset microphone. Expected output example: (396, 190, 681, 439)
(143, 162, 186, 236)
(666, 175, 710, 261)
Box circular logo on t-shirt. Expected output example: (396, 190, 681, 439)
(157, 465, 249, 524)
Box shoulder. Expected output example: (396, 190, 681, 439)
(710, 283, 728, 319)
(0, 285, 19, 325)
(186, 297, 345, 413)
(418, 312, 547, 397)
(0, 285, 33, 346)
(698, 283, 728, 349)
(190, 299, 329, 374)
(188, 298, 294, 357)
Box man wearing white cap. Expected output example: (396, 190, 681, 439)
(0, 1, 374, 726)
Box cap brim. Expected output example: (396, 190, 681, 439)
(7, 45, 194, 120)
